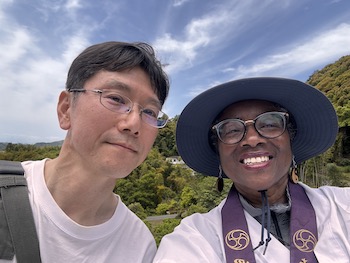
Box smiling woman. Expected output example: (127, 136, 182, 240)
(153, 77, 350, 263)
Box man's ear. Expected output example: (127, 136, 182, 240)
(57, 91, 71, 130)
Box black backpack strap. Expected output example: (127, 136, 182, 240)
(0, 160, 41, 263)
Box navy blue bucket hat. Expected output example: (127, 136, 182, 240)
(176, 77, 339, 177)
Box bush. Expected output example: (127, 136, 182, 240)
(155, 200, 180, 215)
(180, 204, 208, 218)
(150, 218, 181, 246)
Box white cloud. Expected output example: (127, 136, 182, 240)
(154, 0, 293, 74)
(0, 32, 90, 143)
(230, 23, 350, 79)
(154, 8, 233, 73)
(0, 27, 35, 66)
(61, 34, 91, 64)
(65, 0, 82, 10)
(0, 1, 92, 143)
(173, 0, 190, 7)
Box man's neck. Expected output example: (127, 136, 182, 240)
(44, 158, 118, 226)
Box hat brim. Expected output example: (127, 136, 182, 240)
(176, 77, 338, 177)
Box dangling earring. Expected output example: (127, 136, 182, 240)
(290, 156, 299, 184)
(216, 165, 224, 192)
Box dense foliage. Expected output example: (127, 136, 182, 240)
(0, 143, 60, 161)
(302, 55, 350, 188)
(307, 55, 350, 128)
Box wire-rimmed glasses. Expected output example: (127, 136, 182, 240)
(69, 89, 168, 128)
(212, 111, 289, 144)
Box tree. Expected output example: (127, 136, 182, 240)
(150, 218, 181, 245)
(154, 116, 178, 156)
(180, 186, 197, 208)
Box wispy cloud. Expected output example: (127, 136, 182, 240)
(173, 0, 190, 7)
(185, 22, 350, 97)
(0, 33, 89, 143)
(154, 0, 294, 74)
(154, 8, 233, 73)
(160, 0, 350, 99)
(0, 1, 93, 143)
(227, 23, 350, 80)
(65, 0, 82, 10)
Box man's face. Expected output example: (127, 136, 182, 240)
(59, 67, 160, 178)
(217, 100, 292, 194)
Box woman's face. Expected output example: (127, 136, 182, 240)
(217, 100, 292, 196)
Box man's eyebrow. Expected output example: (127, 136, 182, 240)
(101, 80, 131, 91)
(147, 98, 162, 109)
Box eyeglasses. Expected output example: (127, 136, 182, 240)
(212, 112, 289, 144)
(69, 89, 168, 128)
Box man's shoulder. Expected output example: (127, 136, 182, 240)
(21, 159, 45, 167)
(20, 159, 46, 178)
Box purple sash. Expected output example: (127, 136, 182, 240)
(222, 182, 318, 263)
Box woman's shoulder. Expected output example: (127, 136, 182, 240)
(301, 182, 350, 195)
(301, 182, 350, 208)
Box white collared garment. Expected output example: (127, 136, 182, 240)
(153, 183, 350, 263)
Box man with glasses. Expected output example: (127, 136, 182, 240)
(2, 41, 169, 263)
(154, 78, 350, 262)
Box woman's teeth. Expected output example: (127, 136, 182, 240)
(243, 156, 269, 165)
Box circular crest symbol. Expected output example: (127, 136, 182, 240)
(293, 229, 317, 252)
(225, 229, 250, 250)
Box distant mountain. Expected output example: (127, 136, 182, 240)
(34, 140, 64, 147)
(0, 140, 63, 151)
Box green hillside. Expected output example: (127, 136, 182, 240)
(307, 55, 350, 127)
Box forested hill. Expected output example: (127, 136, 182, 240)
(307, 55, 350, 127)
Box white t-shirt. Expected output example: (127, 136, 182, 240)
(153, 183, 350, 263)
(1, 159, 156, 263)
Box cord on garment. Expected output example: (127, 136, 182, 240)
(253, 190, 272, 255)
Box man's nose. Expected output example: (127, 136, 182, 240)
(117, 106, 142, 135)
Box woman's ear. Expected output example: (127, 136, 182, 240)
(57, 91, 71, 130)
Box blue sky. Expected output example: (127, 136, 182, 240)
(1, 0, 350, 144)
